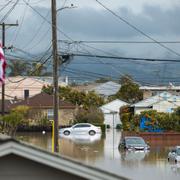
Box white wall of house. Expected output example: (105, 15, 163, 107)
(100, 99, 128, 128)
(153, 100, 178, 113)
(134, 101, 179, 114)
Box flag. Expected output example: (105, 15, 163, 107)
(0, 43, 6, 84)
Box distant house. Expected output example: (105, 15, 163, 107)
(10, 92, 76, 125)
(1, 76, 68, 100)
(100, 99, 128, 128)
(131, 92, 180, 114)
(91, 81, 121, 98)
(140, 84, 180, 99)
(0, 134, 127, 180)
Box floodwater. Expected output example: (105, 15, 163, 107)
(16, 130, 180, 180)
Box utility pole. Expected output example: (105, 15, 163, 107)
(0, 22, 18, 116)
(51, 0, 59, 152)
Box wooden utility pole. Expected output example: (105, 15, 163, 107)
(51, 0, 59, 152)
(0, 22, 18, 116)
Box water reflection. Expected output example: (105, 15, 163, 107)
(59, 133, 104, 164)
(16, 130, 180, 180)
(121, 150, 149, 162)
(59, 133, 101, 144)
(170, 163, 180, 175)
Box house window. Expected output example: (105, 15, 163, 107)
(24, 89, 29, 99)
(47, 109, 54, 120)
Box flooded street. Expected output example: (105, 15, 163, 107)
(16, 130, 180, 180)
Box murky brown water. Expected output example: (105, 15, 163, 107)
(16, 130, 180, 180)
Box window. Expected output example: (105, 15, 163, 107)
(24, 89, 29, 99)
(47, 109, 54, 120)
(73, 124, 91, 128)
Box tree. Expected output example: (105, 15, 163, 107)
(8, 60, 29, 76)
(1, 106, 30, 137)
(42, 85, 105, 108)
(116, 74, 143, 103)
(28, 62, 50, 76)
(74, 106, 104, 124)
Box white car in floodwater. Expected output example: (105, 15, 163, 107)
(168, 146, 180, 163)
(59, 123, 101, 136)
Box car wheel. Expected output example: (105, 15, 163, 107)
(64, 130, 70, 136)
(175, 159, 177, 163)
(89, 130, 96, 136)
(168, 158, 170, 162)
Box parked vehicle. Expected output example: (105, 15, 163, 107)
(59, 123, 101, 136)
(168, 146, 180, 163)
(119, 136, 150, 151)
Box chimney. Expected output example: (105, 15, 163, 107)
(24, 89, 29, 100)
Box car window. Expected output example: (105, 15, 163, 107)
(126, 138, 146, 145)
(73, 124, 91, 128)
(176, 148, 180, 155)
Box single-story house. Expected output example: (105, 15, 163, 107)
(100, 99, 128, 128)
(10, 92, 76, 125)
(140, 84, 180, 99)
(131, 92, 180, 114)
(91, 81, 121, 98)
(0, 134, 127, 180)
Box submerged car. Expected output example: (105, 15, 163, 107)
(119, 136, 150, 151)
(59, 123, 101, 136)
(168, 146, 180, 163)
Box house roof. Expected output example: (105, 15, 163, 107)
(131, 92, 180, 107)
(10, 92, 76, 109)
(100, 99, 128, 113)
(0, 134, 128, 180)
(140, 85, 180, 90)
(91, 81, 121, 96)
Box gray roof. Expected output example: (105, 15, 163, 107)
(0, 134, 128, 180)
(132, 92, 180, 107)
(92, 81, 121, 96)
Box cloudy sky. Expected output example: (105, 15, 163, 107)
(0, 0, 180, 84)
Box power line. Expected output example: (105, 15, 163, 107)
(10, 0, 29, 45)
(95, 0, 180, 58)
(59, 39, 180, 44)
(0, 0, 19, 23)
(62, 53, 180, 63)
(0, 0, 13, 13)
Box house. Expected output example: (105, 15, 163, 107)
(100, 99, 128, 128)
(0, 76, 68, 100)
(131, 92, 180, 114)
(91, 81, 121, 98)
(140, 84, 180, 99)
(10, 92, 76, 125)
(0, 134, 127, 180)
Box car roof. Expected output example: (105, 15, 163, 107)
(74, 123, 92, 125)
(176, 146, 180, 149)
(124, 136, 143, 139)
